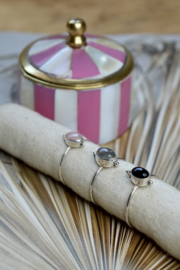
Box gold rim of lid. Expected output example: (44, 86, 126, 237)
(19, 19, 134, 91)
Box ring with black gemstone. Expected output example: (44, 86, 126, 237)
(59, 132, 88, 184)
(90, 147, 121, 204)
(125, 167, 157, 228)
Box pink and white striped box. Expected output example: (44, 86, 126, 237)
(19, 19, 138, 145)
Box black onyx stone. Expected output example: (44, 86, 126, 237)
(97, 147, 116, 160)
(132, 167, 149, 179)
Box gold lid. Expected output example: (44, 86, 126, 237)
(19, 18, 134, 90)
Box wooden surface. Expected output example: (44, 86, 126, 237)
(0, 0, 180, 34)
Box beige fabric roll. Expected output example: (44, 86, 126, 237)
(0, 103, 180, 260)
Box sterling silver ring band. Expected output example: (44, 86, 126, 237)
(125, 167, 157, 228)
(59, 132, 88, 184)
(90, 147, 121, 204)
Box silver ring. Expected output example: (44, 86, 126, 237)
(125, 167, 157, 228)
(90, 147, 121, 204)
(59, 132, 87, 184)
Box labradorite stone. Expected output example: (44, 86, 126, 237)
(97, 147, 116, 160)
(132, 167, 149, 179)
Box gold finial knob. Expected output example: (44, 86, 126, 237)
(66, 18, 86, 48)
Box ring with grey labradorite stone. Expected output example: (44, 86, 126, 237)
(90, 147, 122, 204)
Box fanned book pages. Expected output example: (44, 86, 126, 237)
(0, 35, 180, 269)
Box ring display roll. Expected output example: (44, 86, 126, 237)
(0, 104, 180, 261)
(18, 18, 143, 146)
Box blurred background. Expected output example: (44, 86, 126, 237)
(0, 0, 179, 34)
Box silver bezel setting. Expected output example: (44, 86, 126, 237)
(94, 147, 119, 168)
(125, 166, 154, 228)
(63, 133, 84, 148)
(126, 167, 153, 187)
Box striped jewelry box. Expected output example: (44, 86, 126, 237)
(19, 25, 140, 145)
(19, 74, 131, 144)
